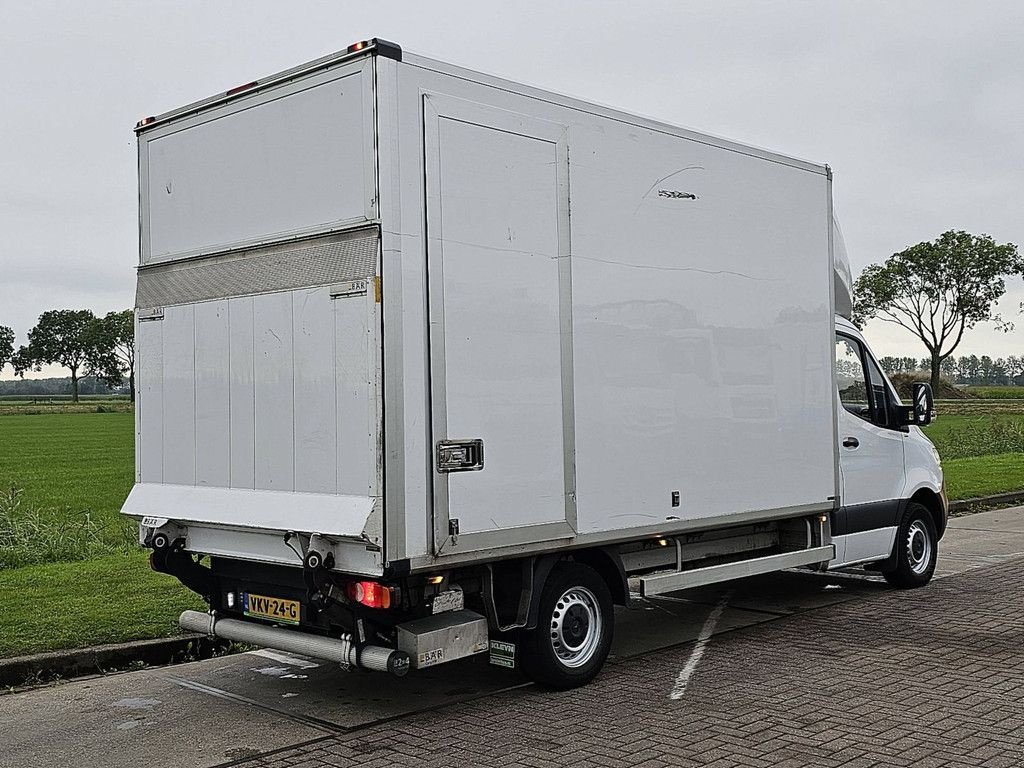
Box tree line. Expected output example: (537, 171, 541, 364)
(0, 310, 135, 402)
(878, 355, 1024, 386)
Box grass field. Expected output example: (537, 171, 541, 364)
(921, 412, 1024, 500)
(0, 412, 203, 657)
(0, 554, 202, 657)
(0, 413, 134, 541)
(964, 386, 1024, 399)
(924, 414, 1024, 457)
(942, 453, 1024, 501)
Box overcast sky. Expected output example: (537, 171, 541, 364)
(1, 0, 1022, 379)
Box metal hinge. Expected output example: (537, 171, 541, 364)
(448, 519, 460, 546)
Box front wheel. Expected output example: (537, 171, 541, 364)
(882, 502, 938, 589)
(518, 562, 614, 689)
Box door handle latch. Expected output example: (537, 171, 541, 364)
(842, 437, 860, 449)
(436, 439, 484, 472)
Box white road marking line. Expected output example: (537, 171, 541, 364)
(668, 590, 732, 701)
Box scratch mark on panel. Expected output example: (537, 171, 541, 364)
(634, 166, 705, 214)
(657, 189, 698, 200)
(570, 254, 775, 282)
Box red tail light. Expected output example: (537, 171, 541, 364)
(347, 580, 394, 609)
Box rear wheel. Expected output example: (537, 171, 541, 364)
(882, 502, 937, 589)
(518, 562, 613, 689)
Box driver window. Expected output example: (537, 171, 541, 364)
(865, 353, 891, 427)
(835, 336, 870, 421)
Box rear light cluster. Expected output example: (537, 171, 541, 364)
(346, 580, 395, 609)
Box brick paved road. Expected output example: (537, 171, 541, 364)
(235, 558, 1024, 768)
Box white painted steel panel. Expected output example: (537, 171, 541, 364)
(145, 71, 369, 261)
(127, 250, 381, 550)
(228, 297, 256, 488)
(566, 124, 834, 534)
(123, 483, 373, 537)
(253, 292, 295, 491)
(830, 527, 897, 568)
(292, 287, 338, 494)
(161, 304, 196, 485)
(136, 318, 164, 483)
(126, 281, 382, 545)
(375, 57, 412, 562)
(640, 546, 835, 596)
(901, 427, 945, 516)
(427, 104, 568, 541)
(185, 524, 382, 575)
(833, 218, 854, 319)
(388, 61, 836, 562)
(194, 301, 230, 487)
(336, 290, 372, 496)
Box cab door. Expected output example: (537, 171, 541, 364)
(833, 332, 906, 565)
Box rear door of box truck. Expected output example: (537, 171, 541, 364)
(124, 56, 385, 572)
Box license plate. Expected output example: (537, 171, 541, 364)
(243, 593, 301, 625)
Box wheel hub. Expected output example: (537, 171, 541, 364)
(906, 520, 933, 575)
(564, 605, 589, 645)
(549, 586, 602, 668)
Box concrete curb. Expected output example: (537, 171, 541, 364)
(0, 634, 230, 690)
(949, 491, 1024, 514)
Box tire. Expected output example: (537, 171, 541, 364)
(882, 502, 938, 589)
(517, 562, 614, 689)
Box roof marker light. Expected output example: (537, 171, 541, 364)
(135, 116, 156, 129)
(225, 81, 258, 97)
(348, 39, 402, 61)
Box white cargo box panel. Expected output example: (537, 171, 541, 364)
(379, 51, 837, 565)
(128, 51, 384, 572)
(141, 57, 376, 264)
(126, 43, 837, 575)
(134, 229, 381, 499)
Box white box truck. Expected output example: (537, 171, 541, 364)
(124, 39, 946, 688)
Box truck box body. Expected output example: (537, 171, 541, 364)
(126, 42, 949, 686)
(124, 43, 838, 577)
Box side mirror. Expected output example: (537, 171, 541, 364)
(910, 382, 934, 426)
